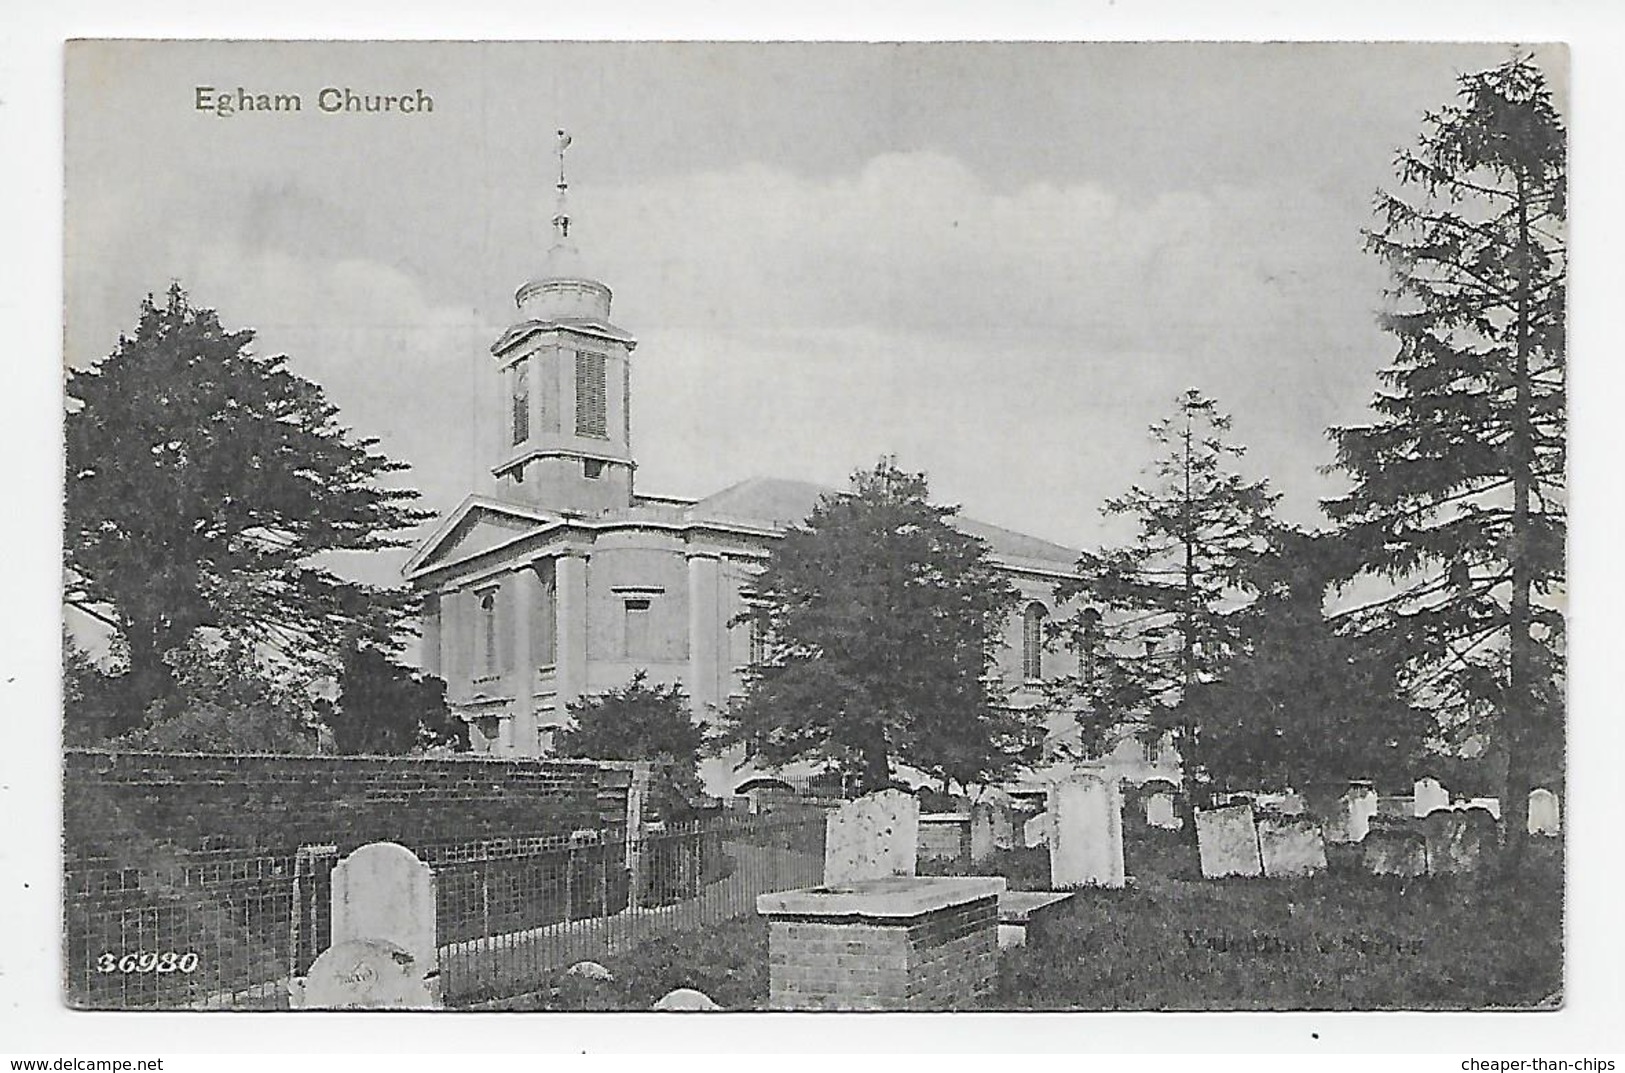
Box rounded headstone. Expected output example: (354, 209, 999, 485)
(652, 987, 720, 1011)
(303, 939, 436, 1009)
(565, 960, 614, 981)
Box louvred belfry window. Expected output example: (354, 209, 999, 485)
(575, 351, 607, 438)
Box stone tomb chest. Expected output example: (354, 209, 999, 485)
(757, 876, 1006, 1011)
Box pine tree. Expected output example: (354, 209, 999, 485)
(1324, 55, 1566, 866)
(64, 284, 433, 733)
(1053, 390, 1279, 814)
(729, 458, 1033, 793)
(1194, 528, 1428, 794)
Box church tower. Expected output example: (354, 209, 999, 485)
(489, 130, 637, 515)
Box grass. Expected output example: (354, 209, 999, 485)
(991, 824, 1563, 1010)
(480, 825, 1564, 1010)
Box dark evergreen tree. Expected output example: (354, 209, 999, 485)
(330, 644, 464, 755)
(729, 458, 1031, 793)
(1053, 390, 1279, 814)
(64, 284, 431, 733)
(1194, 529, 1428, 793)
(1324, 55, 1566, 866)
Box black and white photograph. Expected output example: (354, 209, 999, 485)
(16, 22, 1613, 1052)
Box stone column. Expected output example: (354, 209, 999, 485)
(687, 551, 722, 722)
(420, 593, 442, 677)
(556, 551, 589, 711)
(510, 566, 537, 756)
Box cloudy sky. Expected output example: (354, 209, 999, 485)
(66, 41, 1558, 587)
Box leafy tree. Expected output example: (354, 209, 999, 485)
(1323, 55, 1565, 865)
(557, 672, 706, 798)
(1193, 528, 1428, 793)
(729, 458, 1031, 794)
(64, 284, 431, 733)
(112, 636, 321, 753)
(1053, 390, 1279, 813)
(329, 644, 464, 755)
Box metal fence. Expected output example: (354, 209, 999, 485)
(64, 808, 826, 1010)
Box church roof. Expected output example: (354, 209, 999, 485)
(685, 476, 1081, 568)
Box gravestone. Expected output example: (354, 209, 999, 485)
(1144, 790, 1180, 830)
(976, 788, 1017, 850)
(1327, 784, 1378, 844)
(1023, 812, 1049, 848)
(1422, 808, 1497, 875)
(1047, 775, 1125, 889)
(652, 987, 721, 1011)
(303, 939, 437, 1010)
(970, 802, 998, 863)
(1361, 823, 1427, 877)
(1414, 777, 1450, 818)
(1527, 788, 1561, 836)
(1195, 804, 1263, 878)
(1258, 816, 1327, 878)
(824, 789, 920, 886)
(327, 841, 437, 1004)
(1376, 794, 1414, 819)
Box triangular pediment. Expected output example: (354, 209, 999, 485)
(403, 496, 561, 580)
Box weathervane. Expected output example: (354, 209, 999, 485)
(551, 128, 573, 243)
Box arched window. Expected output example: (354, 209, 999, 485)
(511, 361, 530, 445)
(1022, 602, 1047, 681)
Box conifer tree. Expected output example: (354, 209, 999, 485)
(1053, 390, 1279, 814)
(65, 284, 432, 733)
(1324, 56, 1566, 865)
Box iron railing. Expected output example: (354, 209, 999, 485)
(64, 808, 827, 1010)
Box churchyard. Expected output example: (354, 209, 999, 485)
(87, 767, 1553, 1012)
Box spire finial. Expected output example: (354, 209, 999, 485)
(551, 129, 573, 244)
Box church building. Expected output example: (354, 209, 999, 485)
(403, 134, 1175, 795)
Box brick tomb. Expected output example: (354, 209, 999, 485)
(757, 876, 1006, 1010)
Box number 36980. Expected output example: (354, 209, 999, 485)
(96, 951, 199, 973)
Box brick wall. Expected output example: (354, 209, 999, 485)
(766, 894, 1000, 1011)
(64, 748, 635, 864)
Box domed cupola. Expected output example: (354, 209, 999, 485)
(489, 130, 638, 516)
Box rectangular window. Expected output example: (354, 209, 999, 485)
(575, 351, 607, 438)
(623, 598, 651, 659)
(583, 458, 605, 480)
(511, 361, 530, 445)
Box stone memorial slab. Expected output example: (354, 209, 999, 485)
(1047, 775, 1125, 889)
(1258, 816, 1327, 878)
(1527, 788, 1561, 836)
(330, 841, 437, 985)
(1361, 824, 1427, 877)
(1024, 812, 1049, 848)
(302, 938, 437, 1010)
(1327, 785, 1378, 844)
(653, 987, 721, 1011)
(1195, 804, 1263, 879)
(1422, 808, 1497, 875)
(970, 802, 998, 863)
(1144, 790, 1180, 829)
(824, 788, 920, 886)
(976, 788, 1017, 850)
(1414, 777, 1450, 817)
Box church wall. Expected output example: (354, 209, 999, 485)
(581, 536, 692, 700)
